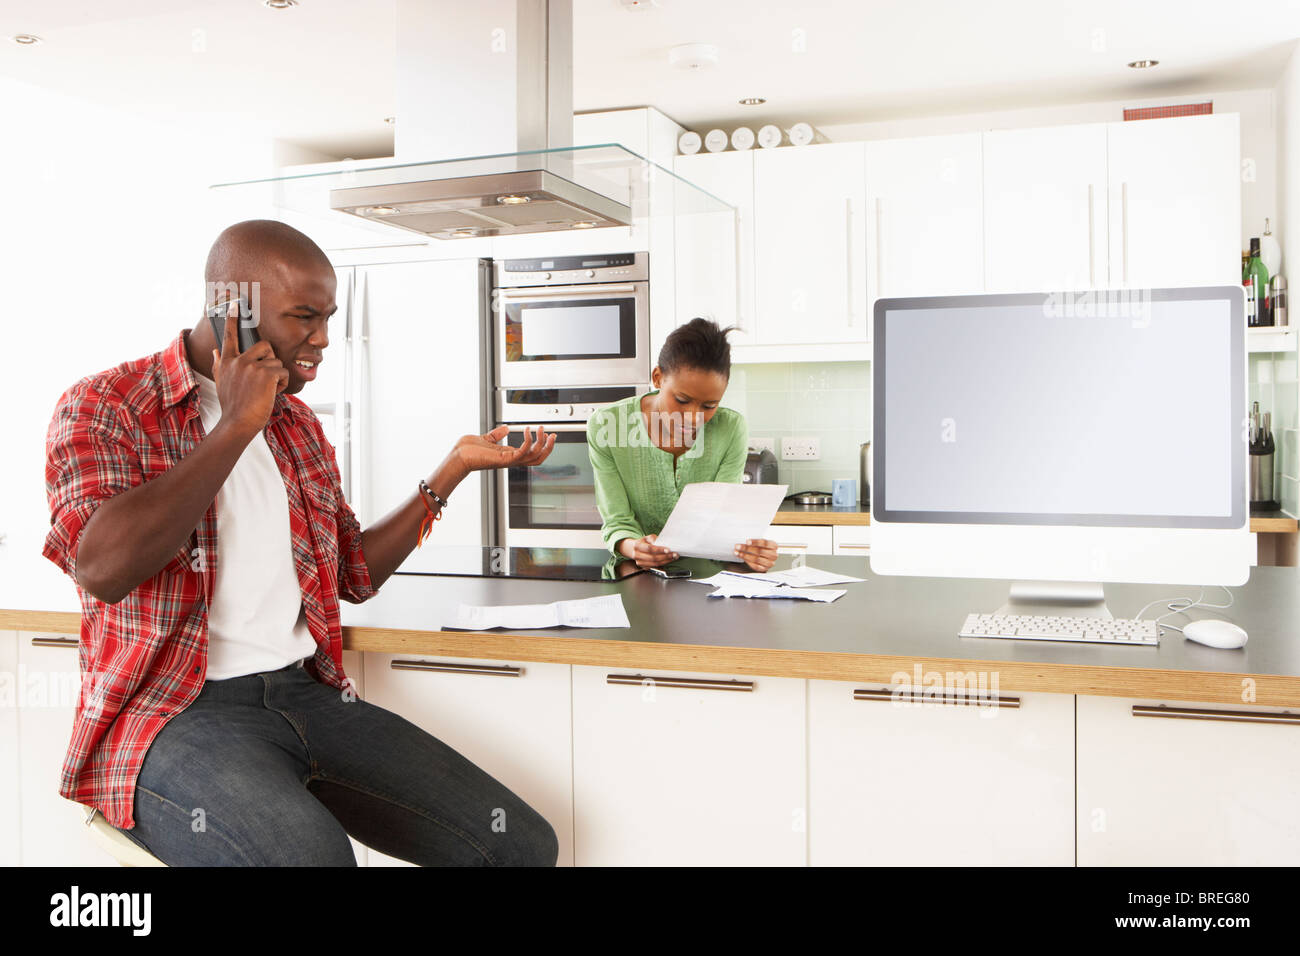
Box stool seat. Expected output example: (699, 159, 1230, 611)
(80, 805, 167, 867)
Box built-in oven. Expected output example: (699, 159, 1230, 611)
(494, 252, 649, 388)
(496, 385, 647, 549)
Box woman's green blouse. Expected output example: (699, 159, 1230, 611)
(586, 391, 749, 553)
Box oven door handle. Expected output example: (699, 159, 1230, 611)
(505, 423, 590, 435)
(496, 284, 639, 298)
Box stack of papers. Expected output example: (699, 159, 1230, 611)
(452, 594, 630, 630)
(690, 567, 863, 603)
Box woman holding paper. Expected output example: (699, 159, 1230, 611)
(587, 318, 779, 571)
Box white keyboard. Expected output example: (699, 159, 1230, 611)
(959, 613, 1160, 646)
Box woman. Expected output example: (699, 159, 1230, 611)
(588, 318, 779, 571)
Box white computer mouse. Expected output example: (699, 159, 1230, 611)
(1182, 619, 1248, 649)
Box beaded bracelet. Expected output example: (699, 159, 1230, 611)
(416, 479, 448, 548)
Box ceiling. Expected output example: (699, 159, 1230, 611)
(2, 0, 1299, 161)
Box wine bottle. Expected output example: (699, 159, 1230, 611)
(1246, 237, 1271, 327)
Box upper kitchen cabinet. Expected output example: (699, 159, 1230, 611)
(1106, 113, 1240, 288)
(753, 142, 868, 347)
(673, 150, 756, 348)
(984, 124, 1108, 292)
(866, 133, 984, 305)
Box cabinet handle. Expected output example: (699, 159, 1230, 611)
(734, 209, 746, 335)
(874, 197, 883, 299)
(853, 687, 1021, 708)
(30, 637, 78, 649)
(607, 673, 754, 692)
(775, 542, 809, 550)
(1087, 183, 1095, 286)
(391, 659, 523, 678)
(836, 543, 872, 550)
(1131, 704, 1300, 726)
(845, 197, 854, 326)
(1120, 181, 1129, 285)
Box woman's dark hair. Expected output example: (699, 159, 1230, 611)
(657, 318, 734, 378)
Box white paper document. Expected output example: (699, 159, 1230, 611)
(691, 571, 848, 603)
(452, 594, 630, 630)
(746, 565, 866, 587)
(653, 482, 789, 561)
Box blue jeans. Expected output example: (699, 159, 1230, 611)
(114, 662, 558, 866)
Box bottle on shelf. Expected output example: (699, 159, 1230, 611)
(1244, 238, 1271, 327)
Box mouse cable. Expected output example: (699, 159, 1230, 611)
(1133, 585, 1234, 634)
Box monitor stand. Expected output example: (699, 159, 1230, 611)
(994, 581, 1112, 618)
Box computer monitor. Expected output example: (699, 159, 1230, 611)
(870, 286, 1251, 617)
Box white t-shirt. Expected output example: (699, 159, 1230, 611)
(194, 371, 317, 679)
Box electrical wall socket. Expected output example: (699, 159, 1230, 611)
(781, 436, 820, 461)
(750, 437, 775, 454)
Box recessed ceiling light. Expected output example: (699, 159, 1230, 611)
(669, 43, 720, 71)
(11, 34, 42, 45)
(740, 97, 766, 106)
(1127, 59, 1159, 69)
(364, 205, 399, 217)
(497, 194, 532, 205)
(264, 0, 298, 9)
(449, 228, 479, 238)
(571, 221, 597, 229)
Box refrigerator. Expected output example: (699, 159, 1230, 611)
(304, 258, 495, 570)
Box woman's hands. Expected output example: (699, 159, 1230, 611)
(618, 534, 679, 568)
(733, 538, 779, 572)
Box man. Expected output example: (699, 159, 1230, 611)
(43, 220, 559, 866)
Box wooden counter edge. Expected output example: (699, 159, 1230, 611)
(771, 512, 1298, 533)
(341, 625, 1300, 709)
(7, 608, 1298, 708)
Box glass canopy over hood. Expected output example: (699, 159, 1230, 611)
(209, 143, 735, 253)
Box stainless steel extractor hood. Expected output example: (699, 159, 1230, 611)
(328, 0, 629, 240)
(329, 168, 629, 240)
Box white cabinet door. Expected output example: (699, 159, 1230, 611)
(764, 524, 833, 556)
(753, 142, 868, 344)
(17, 633, 117, 866)
(983, 124, 1108, 292)
(809, 679, 1074, 865)
(355, 260, 487, 560)
(867, 133, 984, 305)
(1106, 114, 1240, 288)
(1077, 694, 1300, 865)
(362, 653, 574, 866)
(673, 151, 756, 347)
(0, 631, 20, 866)
(572, 665, 806, 865)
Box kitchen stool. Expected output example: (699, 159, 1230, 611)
(80, 805, 167, 867)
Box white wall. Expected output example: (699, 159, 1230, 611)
(819, 88, 1275, 254)
(0, 76, 275, 611)
(1276, 44, 1300, 278)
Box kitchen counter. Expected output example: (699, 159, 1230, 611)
(7, 557, 1299, 707)
(771, 499, 1298, 534)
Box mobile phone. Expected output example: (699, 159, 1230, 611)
(650, 565, 692, 579)
(206, 295, 260, 355)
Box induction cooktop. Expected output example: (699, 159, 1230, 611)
(393, 546, 645, 583)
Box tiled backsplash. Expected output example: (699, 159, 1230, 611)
(725, 361, 871, 493)
(1249, 351, 1299, 515)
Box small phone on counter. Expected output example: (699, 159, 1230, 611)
(206, 295, 260, 355)
(650, 565, 692, 579)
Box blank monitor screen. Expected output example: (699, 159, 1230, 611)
(873, 288, 1245, 528)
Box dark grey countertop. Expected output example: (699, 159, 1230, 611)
(341, 556, 1300, 703)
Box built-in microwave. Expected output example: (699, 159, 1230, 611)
(493, 252, 649, 388)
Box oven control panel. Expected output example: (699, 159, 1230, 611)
(497, 385, 648, 422)
(494, 251, 648, 288)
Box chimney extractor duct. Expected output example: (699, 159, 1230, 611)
(329, 0, 629, 239)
